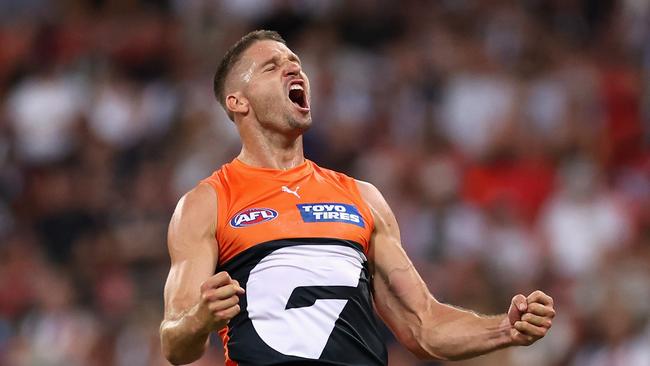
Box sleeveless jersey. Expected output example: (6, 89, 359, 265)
(201, 158, 387, 366)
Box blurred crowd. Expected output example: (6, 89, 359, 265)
(0, 0, 649, 365)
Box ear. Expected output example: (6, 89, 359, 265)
(225, 92, 249, 117)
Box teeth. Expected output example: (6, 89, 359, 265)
(290, 84, 303, 91)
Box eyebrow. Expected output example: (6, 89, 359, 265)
(260, 55, 279, 69)
(259, 53, 301, 69)
(289, 53, 301, 64)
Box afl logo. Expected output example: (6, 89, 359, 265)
(230, 208, 278, 228)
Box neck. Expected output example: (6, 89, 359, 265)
(237, 122, 306, 170)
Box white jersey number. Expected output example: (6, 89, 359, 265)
(246, 245, 365, 359)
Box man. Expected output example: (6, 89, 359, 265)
(160, 30, 555, 365)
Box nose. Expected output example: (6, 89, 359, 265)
(283, 60, 301, 77)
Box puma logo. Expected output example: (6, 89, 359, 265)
(281, 185, 301, 199)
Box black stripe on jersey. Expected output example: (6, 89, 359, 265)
(218, 237, 365, 271)
(286, 286, 359, 310)
(261, 360, 358, 366)
(216, 238, 387, 366)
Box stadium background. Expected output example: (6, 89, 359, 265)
(0, 0, 649, 365)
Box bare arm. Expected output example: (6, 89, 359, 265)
(160, 183, 244, 365)
(356, 181, 555, 361)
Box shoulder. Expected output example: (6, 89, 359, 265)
(354, 180, 396, 228)
(179, 183, 217, 211)
(167, 183, 219, 265)
(354, 180, 381, 200)
(354, 180, 388, 211)
(170, 183, 218, 234)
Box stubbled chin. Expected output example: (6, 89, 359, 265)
(287, 115, 312, 131)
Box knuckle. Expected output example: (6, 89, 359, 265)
(216, 271, 230, 282)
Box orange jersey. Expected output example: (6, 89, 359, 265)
(201, 158, 375, 266)
(200, 159, 387, 366)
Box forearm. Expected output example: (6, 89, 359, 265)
(363, 180, 553, 361)
(160, 305, 211, 365)
(414, 303, 513, 361)
(372, 262, 514, 360)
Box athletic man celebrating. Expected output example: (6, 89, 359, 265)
(160, 30, 555, 365)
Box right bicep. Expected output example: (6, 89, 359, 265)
(163, 183, 219, 320)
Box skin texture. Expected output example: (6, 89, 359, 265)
(357, 181, 555, 360)
(225, 40, 312, 170)
(160, 39, 556, 364)
(160, 184, 244, 364)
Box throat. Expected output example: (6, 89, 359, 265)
(238, 138, 306, 171)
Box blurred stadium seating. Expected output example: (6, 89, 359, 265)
(0, 1, 648, 365)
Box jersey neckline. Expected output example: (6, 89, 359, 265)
(231, 158, 314, 181)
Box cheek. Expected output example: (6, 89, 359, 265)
(254, 83, 283, 105)
(248, 83, 284, 112)
(302, 73, 310, 90)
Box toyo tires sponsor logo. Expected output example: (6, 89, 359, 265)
(296, 203, 365, 228)
(230, 208, 278, 228)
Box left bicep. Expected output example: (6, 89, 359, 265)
(356, 181, 443, 358)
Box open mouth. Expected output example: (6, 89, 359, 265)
(288, 82, 309, 111)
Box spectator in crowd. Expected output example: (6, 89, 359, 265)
(0, 1, 648, 365)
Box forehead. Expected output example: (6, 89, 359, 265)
(240, 40, 296, 65)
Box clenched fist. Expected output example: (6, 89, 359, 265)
(507, 290, 555, 346)
(196, 271, 245, 332)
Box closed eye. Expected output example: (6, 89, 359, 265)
(264, 65, 276, 72)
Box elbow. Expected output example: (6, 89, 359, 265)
(162, 349, 184, 366)
(161, 341, 201, 365)
(160, 334, 181, 365)
(164, 353, 198, 366)
(400, 326, 450, 362)
(160, 327, 203, 365)
(161, 345, 183, 366)
(409, 331, 470, 362)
